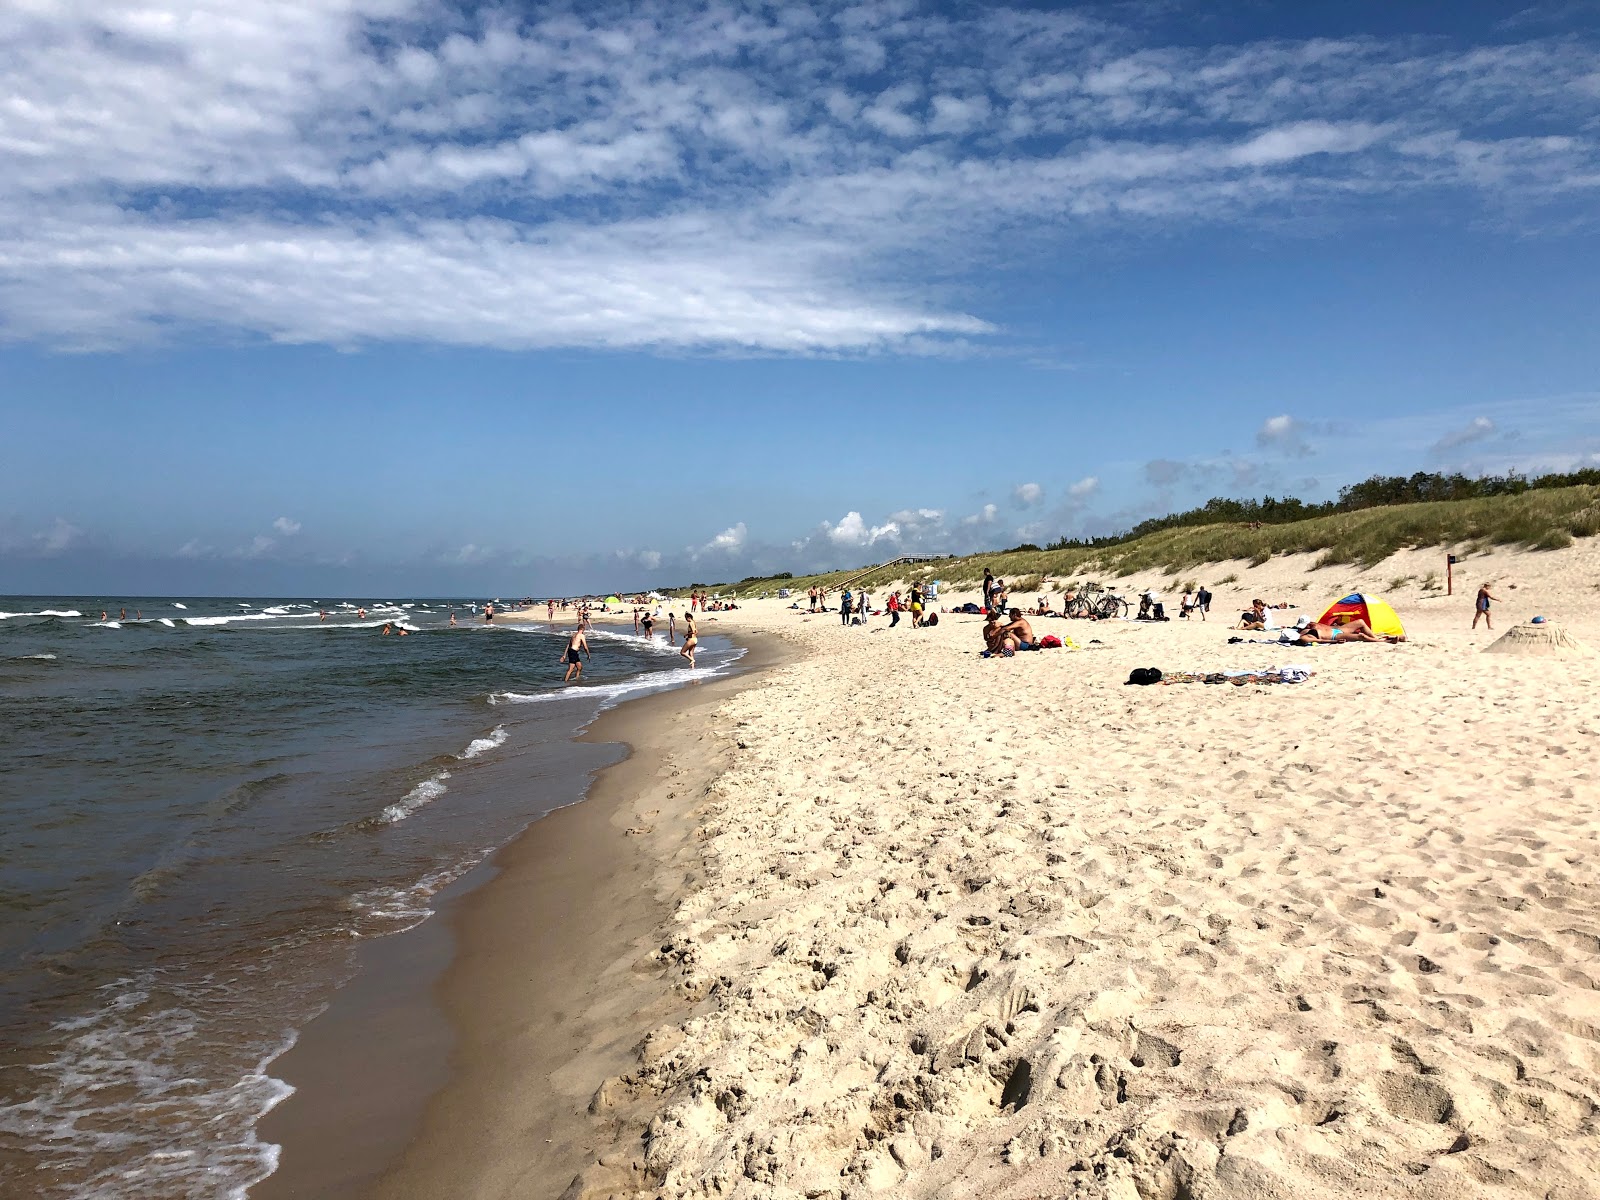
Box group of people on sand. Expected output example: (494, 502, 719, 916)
(981, 608, 1037, 656)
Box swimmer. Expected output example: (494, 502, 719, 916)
(358, 607, 366, 620)
(562, 626, 591, 682)
(449, 612, 457, 627)
(320, 610, 327, 621)
(680, 611, 698, 667)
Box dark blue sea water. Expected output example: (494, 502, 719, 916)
(0, 596, 741, 1198)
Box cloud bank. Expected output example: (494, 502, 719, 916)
(2, 2, 1597, 352)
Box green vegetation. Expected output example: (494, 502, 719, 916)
(704, 481, 1599, 598)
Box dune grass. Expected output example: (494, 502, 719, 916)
(704, 485, 1600, 597)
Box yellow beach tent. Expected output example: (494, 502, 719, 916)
(1317, 592, 1405, 639)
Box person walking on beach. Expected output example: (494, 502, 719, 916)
(641, 609, 655, 639)
(909, 585, 923, 628)
(1473, 582, 1500, 630)
(484, 603, 494, 624)
(562, 627, 591, 682)
(887, 591, 901, 627)
(1195, 585, 1212, 621)
(859, 589, 871, 626)
(840, 587, 853, 626)
(668, 612, 676, 644)
(680, 611, 698, 667)
(633, 607, 641, 635)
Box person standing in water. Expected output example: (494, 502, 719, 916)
(680, 611, 698, 668)
(484, 603, 495, 624)
(562, 626, 591, 682)
(448, 611, 457, 627)
(1473, 582, 1500, 630)
(668, 611, 677, 644)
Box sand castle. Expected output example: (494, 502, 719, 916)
(1483, 619, 1595, 657)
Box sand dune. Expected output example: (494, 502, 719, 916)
(569, 543, 1600, 1199)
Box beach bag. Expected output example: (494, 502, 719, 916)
(1039, 635, 1062, 648)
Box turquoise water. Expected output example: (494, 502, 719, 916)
(0, 596, 739, 1197)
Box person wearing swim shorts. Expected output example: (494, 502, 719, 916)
(563, 627, 591, 682)
(996, 608, 1036, 654)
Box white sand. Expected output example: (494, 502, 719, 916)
(575, 542, 1600, 1199)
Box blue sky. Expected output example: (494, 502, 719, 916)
(2, 0, 1597, 596)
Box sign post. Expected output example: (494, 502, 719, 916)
(1447, 553, 1458, 596)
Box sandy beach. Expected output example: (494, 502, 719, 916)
(353, 542, 1599, 1199)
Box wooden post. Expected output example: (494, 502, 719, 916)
(1447, 553, 1456, 596)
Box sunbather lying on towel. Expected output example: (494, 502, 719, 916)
(1293, 617, 1386, 644)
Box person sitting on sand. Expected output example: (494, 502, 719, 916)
(1236, 599, 1270, 631)
(1034, 595, 1052, 616)
(563, 627, 591, 681)
(996, 608, 1037, 653)
(1293, 616, 1386, 644)
(981, 612, 1004, 654)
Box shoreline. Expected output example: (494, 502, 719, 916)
(253, 627, 791, 1199)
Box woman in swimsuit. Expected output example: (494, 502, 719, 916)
(680, 612, 698, 667)
(1472, 583, 1499, 630)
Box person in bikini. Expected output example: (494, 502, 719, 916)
(641, 610, 655, 639)
(1293, 617, 1385, 644)
(563, 627, 591, 681)
(680, 611, 698, 667)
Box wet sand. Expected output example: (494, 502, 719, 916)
(254, 630, 787, 1199)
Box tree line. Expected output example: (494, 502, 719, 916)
(1043, 468, 1600, 552)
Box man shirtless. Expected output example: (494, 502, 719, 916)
(563, 627, 591, 681)
(996, 608, 1037, 652)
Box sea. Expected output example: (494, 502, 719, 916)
(0, 595, 742, 1198)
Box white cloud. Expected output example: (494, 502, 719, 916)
(699, 522, 748, 554)
(1068, 475, 1100, 498)
(243, 535, 276, 558)
(1012, 482, 1044, 508)
(0, 5, 1596, 351)
(1256, 414, 1313, 457)
(961, 503, 1000, 526)
(272, 516, 302, 536)
(1432, 415, 1498, 453)
(34, 518, 84, 555)
(636, 549, 662, 570)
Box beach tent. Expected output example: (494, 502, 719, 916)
(1317, 593, 1405, 639)
(605, 595, 621, 604)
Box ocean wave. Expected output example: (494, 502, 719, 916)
(459, 725, 507, 760)
(181, 614, 282, 627)
(15, 652, 58, 660)
(378, 770, 450, 825)
(489, 659, 736, 709)
(172, 602, 187, 609)
(0, 976, 293, 1200)
(345, 859, 482, 937)
(0, 609, 82, 619)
